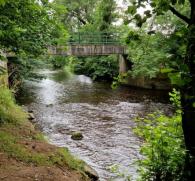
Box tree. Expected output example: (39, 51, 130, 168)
(0, 0, 66, 56)
(126, 0, 195, 177)
(96, 0, 117, 32)
(53, 0, 99, 31)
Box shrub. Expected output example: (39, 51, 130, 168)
(74, 55, 119, 81)
(135, 113, 186, 181)
(134, 89, 187, 181)
(49, 56, 69, 69)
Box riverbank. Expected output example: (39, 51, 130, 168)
(0, 122, 90, 181)
(0, 86, 94, 181)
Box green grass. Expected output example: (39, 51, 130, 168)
(0, 86, 27, 124)
(0, 128, 85, 170)
(0, 130, 49, 165)
(32, 133, 47, 141)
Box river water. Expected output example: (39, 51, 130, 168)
(17, 69, 170, 181)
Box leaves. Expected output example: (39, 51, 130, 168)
(74, 55, 119, 81)
(0, 0, 5, 6)
(127, 6, 136, 15)
(0, 0, 67, 56)
(135, 110, 186, 180)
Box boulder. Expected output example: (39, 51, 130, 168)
(71, 132, 83, 140)
(83, 164, 99, 181)
(46, 104, 53, 107)
(28, 113, 35, 120)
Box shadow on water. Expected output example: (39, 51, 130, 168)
(17, 69, 171, 181)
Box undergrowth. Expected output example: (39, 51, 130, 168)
(135, 113, 186, 181)
(134, 89, 187, 181)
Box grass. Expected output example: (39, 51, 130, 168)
(32, 133, 47, 141)
(0, 86, 27, 124)
(0, 124, 85, 170)
(0, 130, 48, 165)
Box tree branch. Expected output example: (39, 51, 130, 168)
(169, 5, 190, 24)
(71, 11, 87, 25)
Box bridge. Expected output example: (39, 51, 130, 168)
(48, 32, 126, 56)
(4, 32, 130, 73)
(48, 32, 130, 73)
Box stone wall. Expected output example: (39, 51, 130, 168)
(124, 75, 172, 90)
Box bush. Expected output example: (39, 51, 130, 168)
(0, 86, 27, 124)
(49, 56, 69, 69)
(135, 113, 186, 181)
(49, 55, 119, 81)
(8, 57, 46, 92)
(74, 55, 119, 81)
(134, 90, 187, 181)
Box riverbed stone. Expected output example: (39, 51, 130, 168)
(71, 131, 83, 140)
(83, 164, 99, 181)
(46, 104, 53, 107)
(28, 113, 35, 120)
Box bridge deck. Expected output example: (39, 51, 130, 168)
(48, 45, 126, 56)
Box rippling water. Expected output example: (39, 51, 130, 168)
(17, 69, 170, 181)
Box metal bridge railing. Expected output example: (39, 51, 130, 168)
(68, 32, 121, 45)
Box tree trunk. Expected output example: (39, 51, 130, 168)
(181, 2, 195, 177)
(181, 0, 195, 155)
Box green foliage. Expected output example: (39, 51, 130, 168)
(169, 88, 181, 110)
(125, 0, 189, 28)
(109, 164, 132, 181)
(95, 0, 117, 32)
(124, 10, 189, 80)
(135, 113, 186, 181)
(53, 0, 118, 34)
(8, 57, 46, 92)
(134, 90, 187, 180)
(49, 56, 75, 75)
(32, 133, 46, 142)
(56, 148, 85, 171)
(74, 55, 119, 81)
(0, 86, 27, 124)
(49, 56, 69, 69)
(112, 73, 128, 89)
(126, 31, 170, 78)
(50, 55, 119, 82)
(53, 0, 98, 30)
(0, 0, 67, 56)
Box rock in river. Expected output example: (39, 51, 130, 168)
(71, 131, 83, 140)
(28, 113, 35, 120)
(84, 164, 99, 181)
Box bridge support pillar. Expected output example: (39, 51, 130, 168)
(119, 54, 132, 74)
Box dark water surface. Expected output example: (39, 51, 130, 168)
(17, 69, 170, 181)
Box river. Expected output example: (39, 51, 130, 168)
(17, 69, 170, 181)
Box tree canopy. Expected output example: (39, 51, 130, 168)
(0, 0, 67, 56)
